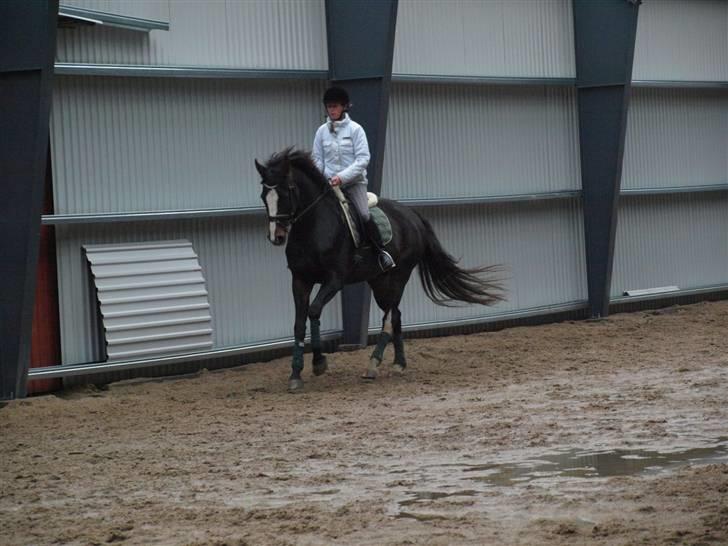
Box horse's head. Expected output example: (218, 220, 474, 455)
(255, 154, 298, 246)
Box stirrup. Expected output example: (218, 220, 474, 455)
(378, 250, 396, 272)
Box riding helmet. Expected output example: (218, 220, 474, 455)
(323, 86, 350, 107)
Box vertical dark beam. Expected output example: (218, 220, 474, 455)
(325, 0, 398, 347)
(0, 0, 58, 401)
(573, 0, 640, 318)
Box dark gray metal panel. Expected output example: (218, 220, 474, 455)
(0, 0, 58, 400)
(326, 0, 398, 81)
(325, 0, 398, 347)
(573, 0, 640, 318)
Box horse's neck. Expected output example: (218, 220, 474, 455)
(290, 174, 340, 246)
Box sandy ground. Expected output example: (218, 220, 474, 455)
(2, 300, 728, 545)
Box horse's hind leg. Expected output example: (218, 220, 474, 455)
(363, 309, 393, 380)
(391, 306, 407, 374)
(309, 317, 327, 376)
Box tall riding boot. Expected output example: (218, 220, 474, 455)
(365, 217, 395, 271)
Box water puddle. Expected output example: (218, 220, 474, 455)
(462, 438, 728, 486)
(394, 439, 728, 518)
(399, 489, 479, 507)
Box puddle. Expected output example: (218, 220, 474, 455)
(399, 489, 479, 507)
(462, 438, 728, 486)
(393, 439, 728, 518)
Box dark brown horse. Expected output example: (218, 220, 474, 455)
(255, 149, 504, 392)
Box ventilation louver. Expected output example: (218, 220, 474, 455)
(84, 240, 213, 362)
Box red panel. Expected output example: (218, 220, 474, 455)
(27, 157, 61, 395)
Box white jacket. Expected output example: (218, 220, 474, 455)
(312, 114, 370, 187)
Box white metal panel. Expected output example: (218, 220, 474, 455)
(60, 0, 169, 21)
(56, 218, 342, 365)
(633, 0, 728, 81)
(622, 88, 728, 190)
(369, 200, 587, 329)
(393, 0, 575, 78)
(611, 194, 728, 298)
(50, 76, 326, 214)
(382, 83, 581, 200)
(56, 0, 328, 70)
(84, 240, 213, 361)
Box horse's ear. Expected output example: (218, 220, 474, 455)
(254, 159, 266, 179)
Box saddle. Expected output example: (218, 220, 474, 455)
(332, 187, 392, 248)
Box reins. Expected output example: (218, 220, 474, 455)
(265, 178, 332, 226)
(288, 182, 331, 225)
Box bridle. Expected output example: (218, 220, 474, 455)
(264, 178, 331, 227)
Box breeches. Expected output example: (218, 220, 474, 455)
(342, 183, 370, 222)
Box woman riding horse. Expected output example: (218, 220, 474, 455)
(312, 86, 395, 271)
(255, 146, 504, 393)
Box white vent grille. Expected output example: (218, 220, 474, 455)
(84, 240, 213, 361)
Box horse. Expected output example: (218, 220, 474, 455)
(254, 148, 504, 392)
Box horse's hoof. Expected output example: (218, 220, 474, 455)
(362, 359, 379, 380)
(288, 378, 304, 393)
(392, 364, 406, 375)
(312, 356, 328, 376)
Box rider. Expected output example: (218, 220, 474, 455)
(312, 86, 395, 272)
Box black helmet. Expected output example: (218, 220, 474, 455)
(323, 86, 350, 107)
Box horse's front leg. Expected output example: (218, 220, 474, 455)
(308, 275, 344, 377)
(290, 276, 313, 393)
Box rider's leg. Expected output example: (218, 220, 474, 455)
(343, 184, 395, 271)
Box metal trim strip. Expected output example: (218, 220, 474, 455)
(610, 284, 728, 304)
(54, 63, 328, 79)
(41, 184, 728, 226)
(52, 65, 728, 90)
(58, 5, 169, 32)
(632, 80, 728, 89)
(620, 184, 728, 196)
(392, 74, 576, 86)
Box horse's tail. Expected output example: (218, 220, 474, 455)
(415, 212, 505, 307)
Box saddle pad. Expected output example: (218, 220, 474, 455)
(369, 206, 393, 246)
(337, 199, 392, 248)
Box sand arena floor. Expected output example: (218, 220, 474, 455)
(2, 300, 728, 545)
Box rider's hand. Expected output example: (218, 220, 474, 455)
(329, 176, 342, 187)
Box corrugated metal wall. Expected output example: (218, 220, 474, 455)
(369, 200, 587, 330)
(633, 0, 728, 81)
(623, 88, 728, 190)
(614, 0, 728, 298)
(393, 0, 574, 77)
(382, 83, 580, 199)
(372, 0, 582, 331)
(612, 194, 728, 297)
(57, 0, 328, 70)
(50, 76, 325, 213)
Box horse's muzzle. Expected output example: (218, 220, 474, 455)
(270, 223, 288, 246)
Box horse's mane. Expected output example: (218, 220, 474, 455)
(267, 147, 328, 188)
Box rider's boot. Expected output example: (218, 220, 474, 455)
(365, 217, 395, 272)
